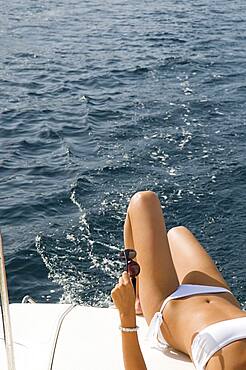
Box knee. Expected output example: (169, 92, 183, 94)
(167, 226, 188, 239)
(129, 190, 159, 208)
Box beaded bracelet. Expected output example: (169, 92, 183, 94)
(119, 325, 139, 332)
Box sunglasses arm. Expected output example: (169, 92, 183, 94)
(131, 277, 136, 295)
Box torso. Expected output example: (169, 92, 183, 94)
(163, 292, 246, 369)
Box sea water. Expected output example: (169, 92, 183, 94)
(0, 0, 245, 307)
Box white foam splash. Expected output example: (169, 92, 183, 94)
(169, 167, 177, 176)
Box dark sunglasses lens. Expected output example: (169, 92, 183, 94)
(120, 251, 125, 259)
(128, 261, 140, 277)
(120, 249, 136, 260)
(125, 249, 136, 259)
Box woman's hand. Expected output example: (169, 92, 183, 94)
(111, 272, 147, 370)
(111, 271, 136, 326)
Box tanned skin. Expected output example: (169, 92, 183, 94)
(111, 191, 246, 370)
(112, 272, 147, 370)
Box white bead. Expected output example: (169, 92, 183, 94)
(119, 326, 139, 332)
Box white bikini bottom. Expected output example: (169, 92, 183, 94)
(146, 284, 246, 369)
(146, 284, 232, 351)
(191, 317, 246, 370)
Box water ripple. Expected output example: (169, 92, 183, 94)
(0, 0, 245, 306)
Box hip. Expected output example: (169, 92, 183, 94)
(163, 292, 246, 355)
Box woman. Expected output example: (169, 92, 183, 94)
(111, 191, 246, 370)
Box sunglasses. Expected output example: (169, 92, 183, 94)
(120, 249, 140, 294)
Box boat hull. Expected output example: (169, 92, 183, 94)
(0, 304, 194, 369)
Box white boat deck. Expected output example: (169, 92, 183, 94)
(0, 304, 195, 369)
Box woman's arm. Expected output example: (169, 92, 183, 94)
(111, 272, 147, 370)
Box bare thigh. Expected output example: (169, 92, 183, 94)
(124, 191, 179, 324)
(167, 226, 240, 306)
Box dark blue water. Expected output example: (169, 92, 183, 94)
(1, 0, 246, 307)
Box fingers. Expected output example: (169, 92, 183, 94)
(111, 272, 136, 315)
(118, 271, 131, 285)
(111, 272, 132, 302)
(122, 271, 131, 284)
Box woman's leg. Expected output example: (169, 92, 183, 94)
(123, 191, 179, 324)
(167, 226, 240, 307)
